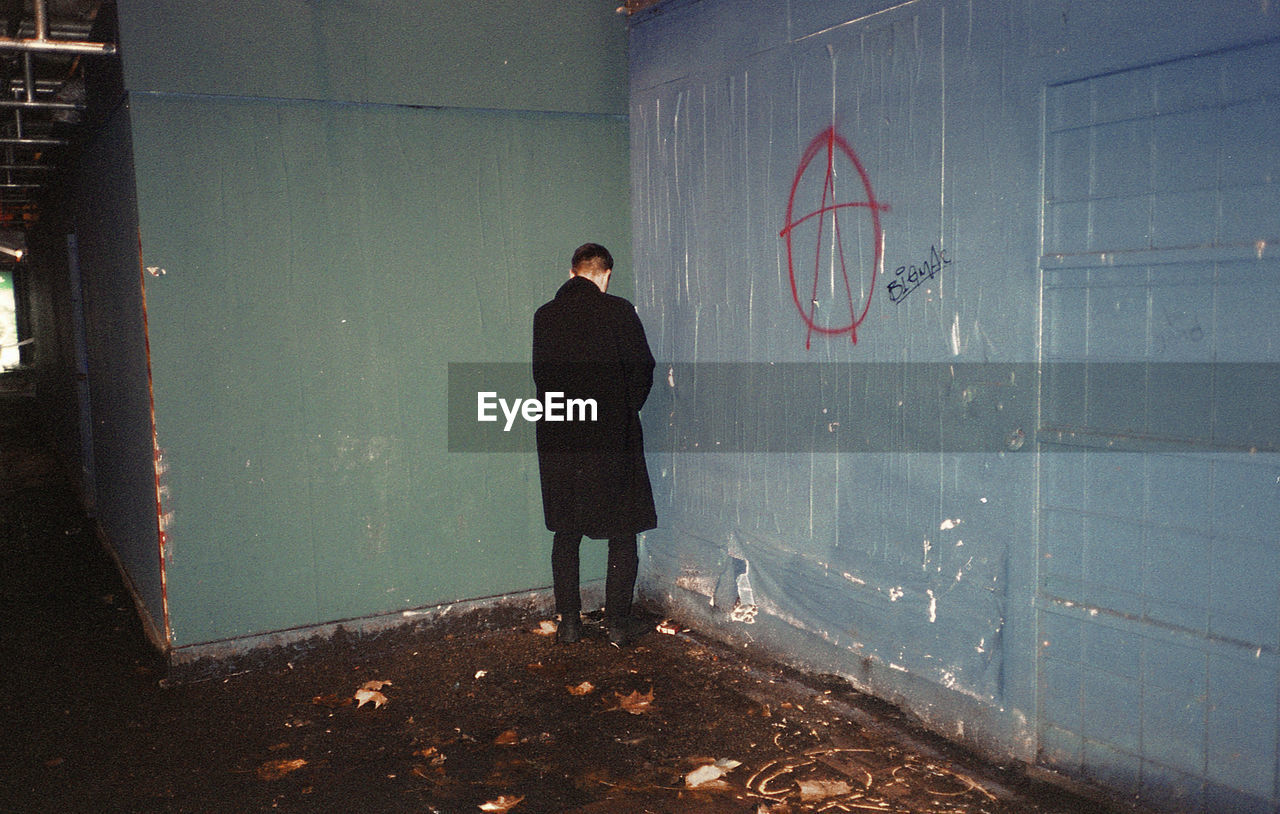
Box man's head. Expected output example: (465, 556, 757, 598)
(571, 243, 613, 292)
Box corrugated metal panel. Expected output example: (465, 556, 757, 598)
(1038, 40, 1280, 810)
(631, 1, 1041, 769)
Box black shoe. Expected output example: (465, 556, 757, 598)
(607, 617, 646, 647)
(557, 617, 582, 644)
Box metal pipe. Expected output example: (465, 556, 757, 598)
(33, 0, 47, 43)
(13, 53, 31, 144)
(0, 136, 66, 147)
(9, 20, 94, 41)
(0, 1, 116, 57)
(0, 37, 116, 55)
(0, 99, 80, 111)
(6, 79, 63, 95)
(22, 52, 33, 102)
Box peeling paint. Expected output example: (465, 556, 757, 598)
(674, 574, 716, 599)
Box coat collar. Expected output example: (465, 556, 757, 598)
(557, 274, 602, 298)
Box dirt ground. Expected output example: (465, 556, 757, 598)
(0, 396, 1130, 814)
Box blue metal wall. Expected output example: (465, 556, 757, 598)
(1038, 40, 1280, 811)
(629, 1, 1280, 810)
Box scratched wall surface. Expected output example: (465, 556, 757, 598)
(114, 1, 629, 647)
(629, 1, 1280, 811)
(1038, 40, 1280, 811)
(115, 0, 624, 117)
(632, 0, 1041, 754)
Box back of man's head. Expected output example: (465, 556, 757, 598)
(571, 243, 613, 276)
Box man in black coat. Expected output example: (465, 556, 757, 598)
(533, 243, 657, 646)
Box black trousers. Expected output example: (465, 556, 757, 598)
(552, 531, 638, 624)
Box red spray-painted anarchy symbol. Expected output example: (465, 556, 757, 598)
(780, 126, 888, 348)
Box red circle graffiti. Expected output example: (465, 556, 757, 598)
(780, 126, 887, 348)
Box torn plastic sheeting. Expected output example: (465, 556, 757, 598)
(650, 509, 1004, 698)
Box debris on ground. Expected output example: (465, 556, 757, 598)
(352, 677, 392, 708)
(478, 794, 524, 812)
(0, 399, 1123, 814)
(255, 757, 307, 781)
(686, 758, 743, 788)
(610, 685, 655, 715)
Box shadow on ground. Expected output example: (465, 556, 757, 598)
(0, 395, 1131, 813)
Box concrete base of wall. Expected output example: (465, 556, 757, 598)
(638, 577, 1036, 765)
(163, 582, 606, 684)
(637, 579, 1149, 811)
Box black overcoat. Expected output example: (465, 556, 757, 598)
(532, 275, 657, 538)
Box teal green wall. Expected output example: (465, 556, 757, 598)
(116, 0, 625, 115)
(114, 1, 629, 648)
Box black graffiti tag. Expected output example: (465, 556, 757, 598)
(887, 245, 951, 304)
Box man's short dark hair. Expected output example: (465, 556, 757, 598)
(571, 243, 613, 274)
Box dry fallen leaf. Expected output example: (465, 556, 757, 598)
(493, 729, 520, 746)
(478, 794, 524, 812)
(798, 778, 853, 801)
(535, 619, 557, 635)
(615, 687, 655, 715)
(566, 681, 595, 696)
(256, 758, 307, 781)
(360, 679, 392, 692)
(685, 764, 727, 788)
(312, 692, 352, 709)
(354, 688, 388, 709)
(413, 746, 445, 764)
(686, 758, 742, 787)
